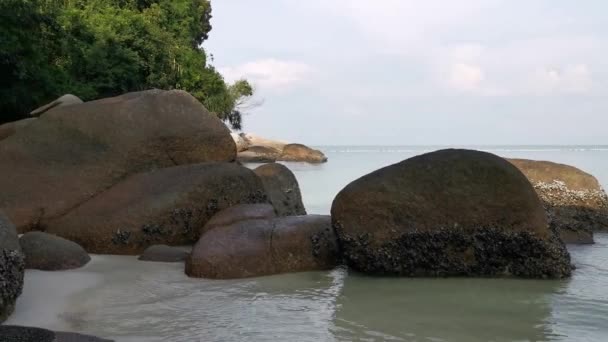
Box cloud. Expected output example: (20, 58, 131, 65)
(219, 59, 314, 90)
(528, 64, 593, 94)
(447, 63, 485, 91)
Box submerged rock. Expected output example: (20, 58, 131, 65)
(0, 118, 37, 141)
(186, 215, 339, 279)
(0, 89, 236, 232)
(331, 149, 572, 279)
(0, 325, 113, 342)
(46, 163, 268, 254)
(0, 211, 24, 323)
(509, 159, 608, 244)
(254, 163, 306, 216)
(138, 245, 189, 262)
(279, 144, 327, 163)
(20, 232, 90, 270)
(29, 94, 83, 117)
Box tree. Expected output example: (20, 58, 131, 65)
(0, 0, 254, 129)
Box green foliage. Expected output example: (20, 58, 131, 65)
(0, 0, 252, 129)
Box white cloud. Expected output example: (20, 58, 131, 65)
(219, 59, 314, 90)
(447, 63, 485, 91)
(528, 64, 593, 94)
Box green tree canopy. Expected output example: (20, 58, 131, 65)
(0, 0, 253, 129)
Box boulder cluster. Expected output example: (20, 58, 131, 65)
(233, 132, 328, 164)
(1, 90, 606, 338)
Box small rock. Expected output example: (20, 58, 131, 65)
(20, 232, 90, 271)
(29, 94, 83, 117)
(254, 163, 306, 216)
(0, 325, 113, 342)
(279, 144, 327, 163)
(0, 211, 24, 322)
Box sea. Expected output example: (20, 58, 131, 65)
(6, 146, 608, 342)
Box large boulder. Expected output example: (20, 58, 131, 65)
(46, 163, 268, 254)
(279, 144, 327, 163)
(0, 212, 24, 322)
(186, 215, 339, 279)
(331, 149, 572, 279)
(0, 90, 236, 232)
(0, 118, 37, 141)
(254, 163, 306, 216)
(138, 245, 189, 262)
(0, 325, 113, 342)
(509, 159, 608, 244)
(237, 145, 281, 163)
(29, 94, 83, 117)
(20, 232, 90, 270)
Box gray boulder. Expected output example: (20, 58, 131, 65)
(20, 232, 90, 270)
(0, 212, 24, 322)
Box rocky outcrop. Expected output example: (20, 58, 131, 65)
(331, 149, 572, 279)
(0, 326, 113, 342)
(203, 203, 276, 234)
(236, 146, 281, 163)
(29, 94, 83, 117)
(279, 144, 327, 163)
(20, 232, 90, 270)
(46, 163, 268, 254)
(138, 245, 189, 262)
(0, 90, 236, 232)
(233, 132, 327, 164)
(0, 212, 24, 323)
(186, 215, 339, 279)
(0, 118, 37, 141)
(509, 158, 608, 244)
(239, 133, 288, 151)
(254, 163, 306, 216)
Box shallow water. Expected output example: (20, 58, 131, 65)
(7, 146, 608, 341)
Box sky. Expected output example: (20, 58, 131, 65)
(206, 0, 607, 145)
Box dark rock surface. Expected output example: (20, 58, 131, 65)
(0, 90, 236, 232)
(20, 232, 90, 270)
(0, 118, 37, 141)
(331, 149, 572, 278)
(254, 163, 306, 216)
(0, 325, 113, 342)
(202, 203, 276, 235)
(510, 158, 608, 244)
(46, 163, 268, 254)
(0, 211, 24, 322)
(138, 245, 189, 262)
(186, 215, 339, 279)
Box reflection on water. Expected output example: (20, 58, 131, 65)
(7, 235, 608, 341)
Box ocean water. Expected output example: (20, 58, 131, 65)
(7, 146, 608, 342)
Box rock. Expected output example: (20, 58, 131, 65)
(29, 94, 83, 117)
(138, 245, 189, 262)
(19, 232, 90, 270)
(186, 215, 339, 279)
(0, 211, 24, 322)
(231, 132, 250, 152)
(203, 203, 276, 234)
(0, 325, 113, 342)
(254, 163, 306, 216)
(46, 163, 268, 254)
(331, 149, 572, 279)
(240, 133, 288, 151)
(509, 159, 608, 244)
(0, 118, 37, 141)
(0, 90, 236, 232)
(237, 145, 281, 163)
(279, 143, 327, 163)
